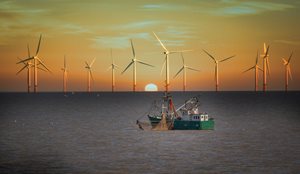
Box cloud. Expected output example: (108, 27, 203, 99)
(140, 4, 184, 11)
(274, 40, 300, 46)
(156, 39, 185, 47)
(142, 4, 163, 9)
(161, 27, 193, 38)
(92, 33, 151, 48)
(140, 1, 294, 16)
(153, 27, 194, 47)
(111, 20, 160, 30)
(61, 24, 91, 34)
(213, 1, 294, 16)
(0, 1, 47, 15)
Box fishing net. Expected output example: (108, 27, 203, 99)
(152, 113, 169, 131)
(135, 100, 160, 130)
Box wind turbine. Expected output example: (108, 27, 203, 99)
(203, 49, 235, 92)
(174, 53, 200, 91)
(122, 39, 154, 92)
(85, 58, 96, 92)
(17, 34, 51, 93)
(243, 51, 263, 91)
(153, 32, 192, 92)
(61, 55, 68, 94)
(107, 49, 120, 92)
(282, 52, 293, 92)
(261, 43, 270, 92)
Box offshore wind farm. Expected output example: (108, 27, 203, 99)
(12, 35, 296, 93)
(1, 1, 300, 92)
(0, 1, 300, 174)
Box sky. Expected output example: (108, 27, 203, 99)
(0, 0, 300, 92)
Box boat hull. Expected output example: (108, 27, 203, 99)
(173, 119, 214, 130)
(148, 115, 214, 130)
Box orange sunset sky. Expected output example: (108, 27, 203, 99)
(0, 0, 299, 92)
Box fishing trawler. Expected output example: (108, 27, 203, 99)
(146, 93, 214, 130)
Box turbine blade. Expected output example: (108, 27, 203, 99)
(90, 70, 94, 82)
(18, 57, 27, 66)
(114, 64, 121, 69)
(121, 61, 134, 74)
(137, 60, 154, 67)
(90, 58, 96, 67)
(64, 55, 66, 69)
(258, 66, 263, 72)
(37, 66, 47, 72)
(27, 44, 31, 57)
(16, 65, 28, 75)
(266, 58, 270, 77)
(106, 65, 112, 71)
(16, 57, 34, 64)
(264, 45, 270, 58)
(220, 55, 235, 62)
(37, 58, 51, 73)
(288, 51, 293, 63)
(36, 34, 42, 55)
(174, 67, 184, 78)
(160, 58, 166, 76)
(181, 53, 185, 65)
(85, 61, 89, 67)
(263, 43, 266, 54)
(187, 67, 200, 72)
(152, 32, 168, 52)
(242, 66, 255, 73)
(130, 39, 136, 57)
(111, 48, 113, 64)
(215, 65, 217, 82)
(66, 73, 68, 81)
(170, 50, 192, 54)
(288, 66, 292, 80)
(255, 50, 259, 65)
(203, 49, 216, 63)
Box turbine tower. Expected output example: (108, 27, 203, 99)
(243, 51, 263, 91)
(85, 58, 96, 92)
(153, 32, 192, 92)
(17, 34, 51, 93)
(282, 52, 293, 92)
(261, 43, 270, 92)
(107, 49, 120, 92)
(61, 55, 68, 94)
(174, 53, 200, 91)
(122, 39, 154, 92)
(16, 44, 32, 93)
(203, 49, 235, 92)
(17, 59, 32, 93)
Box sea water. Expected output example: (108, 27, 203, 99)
(0, 92, 299, 173)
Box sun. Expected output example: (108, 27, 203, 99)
(145, 83, 158, 92)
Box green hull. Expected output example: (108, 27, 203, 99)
(173, 119, 214, 130)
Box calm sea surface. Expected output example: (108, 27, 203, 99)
(0, 92, 299, 174)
